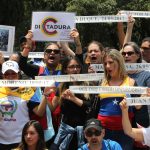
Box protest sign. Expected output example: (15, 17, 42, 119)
(35, 73, 104, 82)
(127, 97, 150, 106)
(0, 25, 15, 52)
(75, 15, 128, 23)
(31, 11, 75, 42)
(120, 10, 150, 18)
(0, 80, 54, 87)
(69, 86, 147, 94)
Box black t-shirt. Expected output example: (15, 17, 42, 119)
(56, 86, 91, 127)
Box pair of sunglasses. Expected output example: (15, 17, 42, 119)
(45, 49, 60, 54)
(85, 129, 101, 137)
(122, 51, 135, 56)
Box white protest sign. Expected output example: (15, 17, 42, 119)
(27, 52, 44, 58)
(3, 52, 44, 58)
(125, 63, 150, 71)
(91, 63, 150, 72)
(120, 11, 150, 18)
(127, 97, 150, 106)
(90, 64, 104, 72)
(69, 86, 147, 94)
(75, 15, 128, 23)
(35, 73, 104, 82)
(0, 80, 54, 87)
(31, 12, 75, 42)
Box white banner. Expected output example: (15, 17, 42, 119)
(69, 86, 147, 94)
(125, 63, 150, 71)
(31, 12, 75, 42)
(3, 52, 44, 58)
(35, 73, 104, 82)
(0, 80, 54, 87)
(120, 10, 150, 18)
(75, 15, 128, 23)
(127, 97, 150, 106)
(91, 63, 150, 72)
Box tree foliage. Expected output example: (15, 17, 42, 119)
(0, 0, 150, 51)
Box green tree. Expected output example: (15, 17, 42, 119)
(0, 0, 150, 51)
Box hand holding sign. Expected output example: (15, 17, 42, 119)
(24, 30, 33, 50)
(31, 12, 75, 42)
(61, 89, 76, 101)
(147, 88, 150, 97)
(119, 99, 128, 112)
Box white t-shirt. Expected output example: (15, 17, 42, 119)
(142, 127, 150, 147)
(0, 96, 29, 144)
(0, 87, 40, 144)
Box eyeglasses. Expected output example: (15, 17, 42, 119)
(67, 65, 81, 69)
(45, 49, 60, 54)
(85, 130, 101, 137)
(122, 51, 135, 56)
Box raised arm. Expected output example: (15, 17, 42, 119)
(117, 13, 135, 48)
(21, 30, 34, 57)
(123, 16, 135, 46)
(70, 28, 82, 55)
(59, 41, 75, 57)
(18, 30, 39, 78)
(117, 22, 125, 48)
(33, 95, 47, 117)
(120, 99, 144, 142)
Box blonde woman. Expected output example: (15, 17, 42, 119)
(98, 49, 137, 150)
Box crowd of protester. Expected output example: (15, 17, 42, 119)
(0, 14, 150, 150)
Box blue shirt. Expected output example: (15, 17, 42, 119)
(78, 139, 122, 150)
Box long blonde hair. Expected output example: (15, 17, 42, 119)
(102, 49, 127, 83)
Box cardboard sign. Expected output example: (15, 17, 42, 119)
(31, 11, 75, 42)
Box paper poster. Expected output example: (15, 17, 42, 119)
(0, 25, 15, 52)
(31, 11, 75, 42)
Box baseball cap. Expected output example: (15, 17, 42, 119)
(84, 118, 103, 132)
(2, 60, 19, 74)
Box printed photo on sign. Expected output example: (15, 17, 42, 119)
(31, 11, 75, 42)
(0, 25, 15, 52)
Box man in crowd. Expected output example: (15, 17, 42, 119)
(78, 118, 122, 150)
(140, 37, 150, 63)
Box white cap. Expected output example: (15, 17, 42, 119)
(2, 60, 19, 74)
